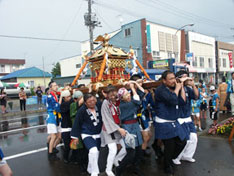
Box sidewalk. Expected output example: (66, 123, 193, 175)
(0, 99, 46, 119)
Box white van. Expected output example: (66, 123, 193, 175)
(0, 83, 31, 98)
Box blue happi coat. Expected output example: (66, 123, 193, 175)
(46, 93, 60, 125)
(154, 84, 186, 140)
(119, 93, 143, 148)
(139, 92, 155, 129)
(227, 80, 234, 93)
(179, 86, 198, 139)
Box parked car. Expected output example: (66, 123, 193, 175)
(0, 83, 31, 98)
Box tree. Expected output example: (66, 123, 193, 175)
(51, 62, 61, 78)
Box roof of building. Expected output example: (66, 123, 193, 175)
(0, 67, 51, 80)
(0, 59, 25, 65)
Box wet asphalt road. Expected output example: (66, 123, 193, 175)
(0, 112, 234, 176)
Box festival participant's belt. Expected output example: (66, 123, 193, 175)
(155, 116, 175, 123)
(177, 117, 192, 124)
(53, 111, 61, 118)
(122, 119, 138, 125)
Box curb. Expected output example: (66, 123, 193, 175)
(0, 109, 47, 118)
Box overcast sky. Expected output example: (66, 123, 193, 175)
(0, 0, 234, 72)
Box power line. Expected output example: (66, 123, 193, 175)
(46, 1, 84, 58)
(151, 0, 233, 28)
(0, 35, 82, 43)
(138, 0, 234, 29)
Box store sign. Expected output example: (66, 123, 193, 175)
(146, 25, 151, 53)
(152, 59, 169, 69)
(186, 53, 193, 62)
(228, 53, 233, 68)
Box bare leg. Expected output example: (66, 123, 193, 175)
(1, 105, 6, 113)
(199, 111, 203, 119)
(204, 110, 207, 119)
(54, 132, 61, 148)
(193, 115, 197, 126)
(141, 130, 150, 150)
(47, 135, 51, 144)
(0, 163, 13, 176)
(49, 134, 57, 153)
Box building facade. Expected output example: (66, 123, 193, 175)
(216, 41, 234, 82)
(0, 67, 51, 88)
(108, 18, 182, 68)
(59, 55, 90, 86)
(60, 55, 83, 77)
(186, 31, 216, 83)
(0, 59, 25, 78)
(146, 21, 181, 62)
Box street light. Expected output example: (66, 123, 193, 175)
(174, 23, 194, 64)
(175, 23, 194, 35)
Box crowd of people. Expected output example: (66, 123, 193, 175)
(44, 69, 223, 176)
(2, 70, 234, 176)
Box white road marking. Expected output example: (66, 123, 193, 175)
(4, 144, 64, 161)
(0, 124, 46, 135)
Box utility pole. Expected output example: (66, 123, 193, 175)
(84, 0, 101, 53)
(42, 57, 46, 88)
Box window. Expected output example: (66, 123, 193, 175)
(200, 57, 204, 67)
(223, 58, 226, 68)
(76, 64, 81, 68)
(28, 81, 35, 88)
(174, 53, 178, 59)
(124, 28, 131, 37)
(218, 58, 221, 67)
(158, 31, 166, 51)
(208, 58, 213, 68)
(193, 57, 198, 67)
(134, 50, 138, 57)
(10, 65, 13, 72)
(0, 65, 5, 73)
(168, 52, 172, 58)
(152, 51, 160, 57)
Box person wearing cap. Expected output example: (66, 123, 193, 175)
(227, 72, 234, 115)
(71, 93, 102, 176)
(173, 70, 199, 166)
(70, 90, 84, 124)
(100, 85, 127, 176)
(154, 70, 187, 176)
(59, 90, 74, 163)
(209, 85, 220, 126)
(46, 81, 61, 161)
(116, 81, 145, 176)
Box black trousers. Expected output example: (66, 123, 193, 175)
(162, 137, 187, 170)
(116, 146, 143, 176)
(62, 132, 71, 160)
(20, 99, 26, 111)
(62, 132, 88, 166)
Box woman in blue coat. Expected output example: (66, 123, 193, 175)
(116, 81, 144, 176)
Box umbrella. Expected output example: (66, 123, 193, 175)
(14, 83, 26, 88)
